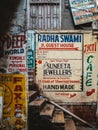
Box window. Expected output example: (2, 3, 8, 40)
(29, 0, 60, 30)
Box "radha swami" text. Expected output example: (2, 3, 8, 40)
(38, 34, 82, 42)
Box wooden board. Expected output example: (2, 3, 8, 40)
(52, 111, 65, 124)
(28, 91, 37, 97)
(64, 118, 76, 130)
(40, 104, 55, 118)
(29, 97, 46, 107)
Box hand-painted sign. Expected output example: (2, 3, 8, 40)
(36, 33, 82, 59)
(36, 33, 83, 102)
(0, 74, 27, 130)
(37, 59, 82, 92)
(36, 31, 98, 102)
(69, 0, 98, 25)
(0, 84, 4, 120)
(84, 41, 97, 100)
(0, 33, 27, 74)
(27, 30, 35, 69)
(27, 30, 35, 85)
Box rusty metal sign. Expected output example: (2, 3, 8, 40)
(69, 0, 98, 25)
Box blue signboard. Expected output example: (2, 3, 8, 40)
(27, 30, 35, 68)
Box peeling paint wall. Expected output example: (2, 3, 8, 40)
(10, 0, 27, 34)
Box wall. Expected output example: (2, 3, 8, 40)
(10, 0, 27, 34)
(0, 1, 28, 129)
(61, 0, 75, 29)
(0, 0, 27, 74)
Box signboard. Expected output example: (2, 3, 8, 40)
(36, 32, 84, 102)
(27, 30, 35, 85)
(27, 30, 35, 69)
(0, 33, 27, 74)
(37, 59, 82, 92)
(69, 0, 98, 25)
(0, 84, 4, 120)
(36, 31, 98, 102)
(36, 33, 82, 59)
(0, 74, 27, 130)
(83, 33, 97, 102)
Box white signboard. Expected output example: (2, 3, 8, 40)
(35, 31, 98, 102)
(0, 33, 27, 74)
(36, 33, 83, 94)
(36, 33, 82, 59)
(36, 59, 82, 92)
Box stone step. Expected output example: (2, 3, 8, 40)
(29, 97, 46, 114)
(28, 90, 37, 103)
(40, 103, 55, 119)
(64, 118, 77, 130)
(52, 110, 65, 125)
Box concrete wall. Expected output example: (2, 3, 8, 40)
(10, 0, 27, 34)
(61, 0, 75, 30)
(0, 0, 27, 74)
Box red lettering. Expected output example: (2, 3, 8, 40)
(12, 35, 16, 48)
(14, 93, 22, 100)
(6, 34, 26, 49)
(84, 43, 96, 53)
(7, 35, 11, 49)
(12, 35, 22, 48)
(86, 89, 95, 96)
(15, 119, 21, 125)
(20, 35, 26, 44)
(70, 93, 76, 98)
(13, 77, 23, 83)
(15, 104, 23, 109)
(14, 85, 23, 91)
(10, 56, 25, 60)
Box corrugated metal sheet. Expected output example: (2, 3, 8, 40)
(29, 0, 61, 30)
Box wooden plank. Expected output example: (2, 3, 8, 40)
(29, 97, 46, 107)
(40, 104, 55, 118)
(64, 118, 76, 130)
(29, 97, 46, 114)
(49, 100, 94, 128)
(52, 111, 65, 124)
(28, 91, 36, 97)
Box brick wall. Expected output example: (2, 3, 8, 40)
(59, 102, 97, 123)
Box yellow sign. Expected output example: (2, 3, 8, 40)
(0, 84, 4, 96)
(0, 74, 27, 130)
(0, 84, 4, 120)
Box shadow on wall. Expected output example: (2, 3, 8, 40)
(0, 56, 8, 73)
(0, 0, 21, 34)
